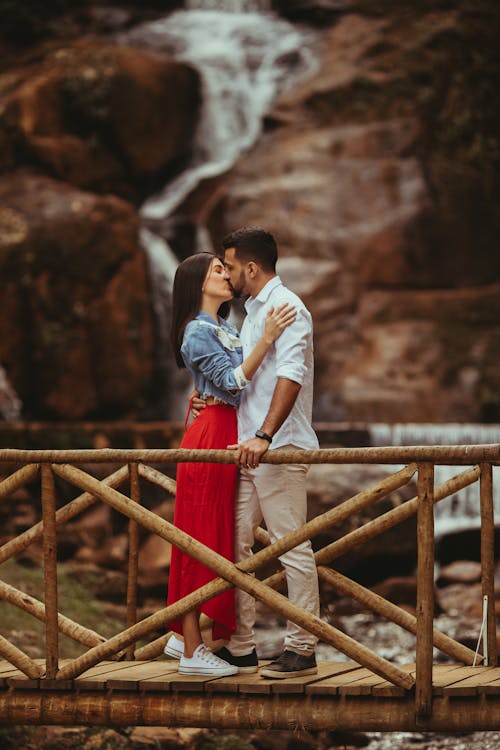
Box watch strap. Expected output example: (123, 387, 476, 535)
(255, 429, 272, 443)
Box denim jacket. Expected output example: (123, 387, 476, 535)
(181, 311, 248, 407)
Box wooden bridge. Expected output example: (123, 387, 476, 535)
(0, 444, 499, 732)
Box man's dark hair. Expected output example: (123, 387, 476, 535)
(222, 227, 278, 273)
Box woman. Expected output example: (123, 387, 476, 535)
(165, 252, 295, 676)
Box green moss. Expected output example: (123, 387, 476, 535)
(0, 559, 123, 658)
(60, 55, 115, 136)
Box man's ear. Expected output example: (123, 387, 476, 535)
(247, 261, 258, 278)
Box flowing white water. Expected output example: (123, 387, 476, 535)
(122, 7, 319, 220)
(139, 228, 195, 419)
(120, 4, 319, 415)
(370, 423, 500, 537)
(186, 0, 271, 10)
(0, 366, 22, 421)
(140, 227, 178, 369)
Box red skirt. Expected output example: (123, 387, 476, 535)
(167, 404, 238, 640)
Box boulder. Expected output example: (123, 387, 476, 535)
(436, 582, 484, 618)
(437, 560, 482, 587)
(74, 533, 128, 569)
(67, 562, 128, 603)
(138, 532, 172, 594)
(0, 38, 200, 198)
(0, 173, 155, 419)
(65, 505, 114, 547)
(306, 463, 418, 584)
(371, 575, 418, 611)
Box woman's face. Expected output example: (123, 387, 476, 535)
(202, 257, 233, 302)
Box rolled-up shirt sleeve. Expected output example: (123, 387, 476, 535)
(182, 325, 249, 393)
(274, 306, 310, 385)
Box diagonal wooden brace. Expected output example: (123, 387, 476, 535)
(52, 462, 415, 689)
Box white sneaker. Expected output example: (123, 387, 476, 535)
(179, 644, 238, 676)
(163, 634, 184, 659)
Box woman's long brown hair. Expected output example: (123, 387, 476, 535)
(170, 252, 230, 368)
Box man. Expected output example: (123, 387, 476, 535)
(214, 226, 320, 679)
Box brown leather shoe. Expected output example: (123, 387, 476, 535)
(260, 650, 317, 679)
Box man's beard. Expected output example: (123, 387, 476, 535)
(229, 271, 246, 298)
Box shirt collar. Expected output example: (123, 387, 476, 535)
(244, 276, 282, 312)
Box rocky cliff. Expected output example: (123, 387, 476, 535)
(206, 5, 500, 422)
(0, 32, 200, 418)
(0, 0, 498, 422)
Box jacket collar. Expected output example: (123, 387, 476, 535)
(196, 310, 226, 326)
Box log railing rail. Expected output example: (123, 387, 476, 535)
(0, 444, 498, 723)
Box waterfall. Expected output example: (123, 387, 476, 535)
(0, 365, 22, 421)
(186, 0, 271, 10)
(140, 228, 195, 420)
(370, 423, 500, 537)
(123, 7, 319, 221)
(121, 5, 319, 416)
(140, 227, 177, 375)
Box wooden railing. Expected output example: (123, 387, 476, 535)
(0, 444, 499, 720)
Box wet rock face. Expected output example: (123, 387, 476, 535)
(326, 283, 500, 422)
(272, 0, 354, 26)
(214, 9, 500, 423)
(0, 173, 155, 419)
(0, 36, 201, 420)
(0, 1, 183, 48)
(0, 38, 201, 200)
(306, 464, 418, 583)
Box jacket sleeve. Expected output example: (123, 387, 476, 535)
(182, 324, 249, 393)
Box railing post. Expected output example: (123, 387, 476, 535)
(480, 462, 496, 666)
(126, 462, 140, 660)
(415, 461, 434, 719)
(41, 463, 59, 678)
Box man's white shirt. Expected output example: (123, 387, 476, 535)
(237, 276, 319, 450)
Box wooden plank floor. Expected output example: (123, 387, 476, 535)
(4, 659, 500, 732)
(1, 659, 499, 697)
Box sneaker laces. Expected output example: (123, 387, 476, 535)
(195, 645, 231, 667)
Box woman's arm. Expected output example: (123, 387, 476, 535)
(240, 303, 296, 381)
(183, 304, 296, 395)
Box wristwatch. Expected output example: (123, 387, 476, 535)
(255, 429, 273, 444)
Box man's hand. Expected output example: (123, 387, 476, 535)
(189, 391, 206, 418)
(227, 437, 270, 469)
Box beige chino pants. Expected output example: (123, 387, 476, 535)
(227, 447, 320, 657)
